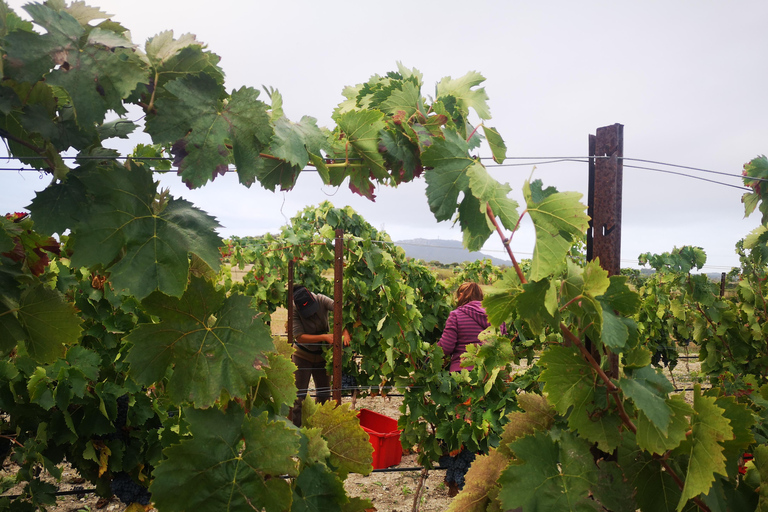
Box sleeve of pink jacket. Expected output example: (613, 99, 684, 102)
(437, 310, 459, 356)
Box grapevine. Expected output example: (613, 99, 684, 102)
(1, 1, 768, 511)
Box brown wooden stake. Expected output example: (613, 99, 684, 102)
(332, 228, 344, 404)
(720, 272, 727, 297)
(287, 260, 295, 346)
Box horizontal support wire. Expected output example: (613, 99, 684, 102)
(0, 153, 759, 187)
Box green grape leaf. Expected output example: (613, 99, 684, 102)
(62, 163, 222, 300)
(618, 433, 691, 512)
(498, 430, 600, 511)
(269, 115, 328, 169)
(599, 275, 642, 316)
(713, 394, 755, 478)
(145, 31, 224, 89)
(341, 497, 376, 512)
(569, 407, 624, 453)
(676, 386, 734, 511)
(482, 125, 506, 164)
(601, 307, 630, 351)
(458, 190, 493, 251)
(301, 427, 331, 466)
(64, 2, 112, 24)
(498, 393, 555, 457)
(448, 449, 508, 512)
(151, 405, 299, 512)
(619, 365, 674, 436)
(257, 351, 298, 414)
(591, 460, 638, 512)
(539, 344, 593, 416)
(636, 394, 692, 455)
(337, 108, 387, 178)
(147, 75, 272, 188)
(525, 179, 589, 281)
(0, 302, 25, 356)
(4, 4, 84, 83)
(483, 269, 523, 328)
(581, 260, 611, 297)
(467, 163, 519, 232)
(96, 118, 136, 140)
(16, 7, 146, 128)
(308, 152, 331, 184)
(513, 278, 558, 335)
(436, 71, 491, 120)
(754, 444, 768, 511)
(253, 158, 301, 191)
(304, 401, 373, 478)
(18, 284, 82, 364)
(379, 128, 420, 182)
(27, 367, 54, 410)
(380, 80, 423, 118)
(292, 463, 348, 512)
(423, 129, 475, 221)
(125, 277, 274, 408)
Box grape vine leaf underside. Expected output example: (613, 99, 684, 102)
(150, 405, 300, 512)
(303, 400, 373, 479)
(30, 162, 223, 300)
(676, 387, 733, 511)
(4, 2, 147, 131)
(525, 179, 590, 281)
(0, 282, 81, 364)
(125, 276, 274, 408)
(147, 75, 273, 188)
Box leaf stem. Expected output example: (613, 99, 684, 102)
(559, 294, 584, 313)
(485, 204, 525, 283)
(557, 324, 637, 434)
(654, 457, 712, 512)
(0, 128, 56, 171)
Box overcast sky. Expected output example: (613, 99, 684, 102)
(2, 0, 767, 271)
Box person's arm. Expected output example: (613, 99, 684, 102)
(296, 329, 351, 346)
(317, 294, 351, 346)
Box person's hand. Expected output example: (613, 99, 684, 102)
(342, 329, 351, 347)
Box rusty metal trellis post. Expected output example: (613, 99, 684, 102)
(287, 259, 294, 346)
(587, 123, 624, 378)
(720, 272, 727, 297)
(332, 228, 344, 404)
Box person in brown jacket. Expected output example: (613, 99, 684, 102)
(290, 285, 350, 427)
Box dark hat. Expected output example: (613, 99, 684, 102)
(293, 286, 319, 318)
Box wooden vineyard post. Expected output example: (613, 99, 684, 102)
(332, 228, 344, 404)
(287, 259, 295, 346)
(587, 123, 624, 378)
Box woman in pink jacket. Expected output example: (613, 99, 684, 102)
(438, 282, 490, 372)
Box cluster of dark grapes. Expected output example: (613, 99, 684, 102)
(110, 472, 151, 506)
(98, 394, 130, 442)
(651, 344, 676, 368)
(115, 394, 129, 428)
(439, 449, 476, 490)
(341, 373, 357, 390)
(0, 436, 11, 465)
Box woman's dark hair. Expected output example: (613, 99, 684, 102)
(456, 282, 483, 307)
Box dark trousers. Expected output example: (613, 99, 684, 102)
(291, 353, 330, 427)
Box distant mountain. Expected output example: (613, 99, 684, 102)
(394, 238, 511, 267)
